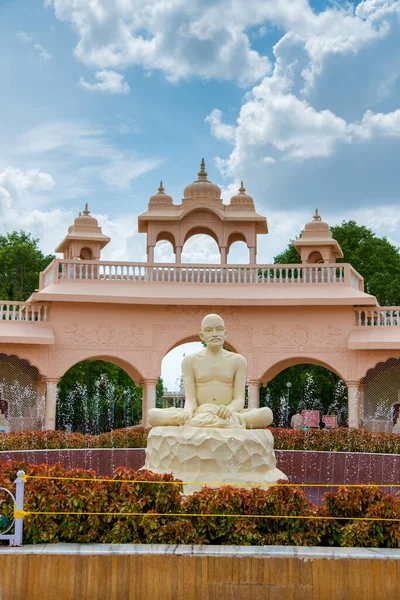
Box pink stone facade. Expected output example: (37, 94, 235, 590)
(1, 161, 399, 431)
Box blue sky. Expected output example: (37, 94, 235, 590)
(1, 0, 400, 267)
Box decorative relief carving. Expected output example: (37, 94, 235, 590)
(63, 322, 144, 348)
(183, 210, 221, 223)
(262, 323, 344, 349)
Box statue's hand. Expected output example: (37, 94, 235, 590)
(216, 405, 231, 420)
(172, 410, 192, 425)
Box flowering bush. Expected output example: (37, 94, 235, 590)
(1, 426, 400, 455)
(1, 459, 399, 547)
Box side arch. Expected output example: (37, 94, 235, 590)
(358, 352, 400, 381)
(227, 232, 248, 251)
(260, 355, 346, 384)
(155, 231, 176, 251)
(58, 353, 145, 384)
(0, 347, 48, 378)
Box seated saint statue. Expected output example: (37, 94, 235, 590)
(148, 313, 273, 429)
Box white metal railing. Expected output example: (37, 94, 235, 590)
(38, 259, 363, 288)
(356, 308, 400, 326)
(0, 302, 49, 321)
(0, 471, 25, 546)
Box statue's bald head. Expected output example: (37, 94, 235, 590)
(201, 313, 225, 330)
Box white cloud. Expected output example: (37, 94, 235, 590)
(0, 167, 54, 197)
(45, 0, 272, 85)
(16, 30, 52, 60)
(45, 0, 400, 87)
(205, 109, 235, 143)
(205, 0, 400, 182)
(33, 44, 52, 61)
(79, 70, 130, 94)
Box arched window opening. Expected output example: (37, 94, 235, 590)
(307, 251, 324, 264)
(182, 234, 220, 264)
(57, 359, 148, 434)
(260, 363, 347, 428)
(79, 247, 93, 260)
(227, 241, 249, 264)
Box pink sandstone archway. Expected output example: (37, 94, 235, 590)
(1, 160, 400, 431)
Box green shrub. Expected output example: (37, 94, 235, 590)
(1, 460, 399, 547)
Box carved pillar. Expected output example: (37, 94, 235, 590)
(44, 379, 59, 430)
(148, 245, 155, 263)
(175, 246, 182, 264)
(220, 247, 227, 265)
(142, 379, 158, 427)
(248, 380, 261, 409)
(346, 381, 360, 428)
(249, 247, 256, 265)
(359, 383, 366, 426)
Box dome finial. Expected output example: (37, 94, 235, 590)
(158, 181, 165, 193)
(239, 181, 246, 193)
(83, 203, 90, 216)
(313, 208, 321, 222)
(198, 158, 208, 180)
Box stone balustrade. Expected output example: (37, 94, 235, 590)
(0, 302, 49, 322)
(37, 259, 365, 289)
(356, 308, 400, 326)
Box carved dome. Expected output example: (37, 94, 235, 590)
(149, 181, 173, 206)
(183, 159, 221, 200)
(230, 182, 254, 206)
(303, 209, 331, 234)
(69, 204, 98, 232)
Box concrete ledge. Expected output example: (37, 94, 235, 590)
(1, 543, 400, 559)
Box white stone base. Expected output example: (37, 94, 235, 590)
(143, 425, 287, 494)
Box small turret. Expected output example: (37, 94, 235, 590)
(292, 209, 343, 264)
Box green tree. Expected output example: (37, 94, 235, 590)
(274, 220, 400, 306)
(0, 231, 54, 300)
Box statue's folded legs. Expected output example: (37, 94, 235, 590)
(148, 406, 273, 429)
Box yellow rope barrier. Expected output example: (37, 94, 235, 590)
(14, 509, 400, 522)
(22, 475, 400, 488)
